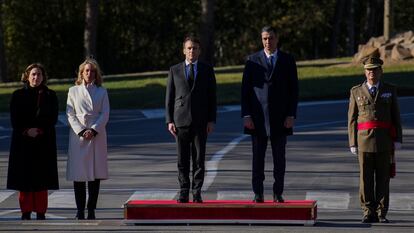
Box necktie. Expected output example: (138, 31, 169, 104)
(370, 86, 377, 97)
(268, 55, 274, 71)
(188, 63, 194, 87)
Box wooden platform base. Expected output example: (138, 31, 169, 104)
(124, 200, 317, 226)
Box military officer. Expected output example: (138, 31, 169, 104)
(348, 56, 402, 223)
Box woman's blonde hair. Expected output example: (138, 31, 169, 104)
(21, 63, 48, 85)
(75, 58, 103, 86)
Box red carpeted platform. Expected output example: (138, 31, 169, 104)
(124, 200, 317, 225)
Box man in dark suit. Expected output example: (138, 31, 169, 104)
(241, 26, 298, 203)
(165, 36, 217, 203)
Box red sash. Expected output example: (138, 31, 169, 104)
(357, 121, 396, 139)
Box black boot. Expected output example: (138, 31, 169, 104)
(21, 212, 31, 220)
(36, 213, 46, 220)
(87, 209, 95, 220)
(76, 210, 85, 220)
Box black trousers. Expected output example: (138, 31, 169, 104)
(176, 126, 207, 196)
(74, 179, 100, 211)
(251, 134, 287, 196)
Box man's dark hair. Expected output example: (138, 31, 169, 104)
(183, 35, 201, 48)
(261, 26, 277, 36)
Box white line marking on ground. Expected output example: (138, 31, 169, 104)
(217, 191, 251, 200)
(203, 134, 248, 191)
(48, 191, 79, 208)
(0, 191, 14, 203)
(306, 191, 350, 209)
(0, 209, 20, 217)
(296, 120, 345, 129)
(124, 190, 178, 206)
(141, 109, 165, 119)
(23, 222, 99, 226)
(0, 136, 9, 140)
(389, 193, 414, 210)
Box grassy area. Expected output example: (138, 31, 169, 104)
(1, 58, 414, 112)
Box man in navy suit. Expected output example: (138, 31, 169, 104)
(241, 26, 298, 203)
(165, 36, 217, 203)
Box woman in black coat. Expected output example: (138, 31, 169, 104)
(7, 63, 59, 220)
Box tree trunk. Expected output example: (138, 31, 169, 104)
(329, 0, 346, 57)
(383, 0, 390, 40)
(84, 0, 99, 58)
(199, 0, 215, 65)
(346, 0, 355, 56)
(0, 0, 8, 82)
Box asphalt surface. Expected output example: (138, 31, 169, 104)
(0, 97, 413, 232)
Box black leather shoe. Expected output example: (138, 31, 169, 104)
(36, 213, 45, 220)
(379, 216, 389, 223)
(253, 194, 264, 203)
(21, 212, 31, 220)
(362, 214, 378, 223)
(273, 194, 284, 203)
(87, 209, 96, 220)
(193, 194, 203, 203)
(177, 195, 189, 203)
(76, 210, 85, 220)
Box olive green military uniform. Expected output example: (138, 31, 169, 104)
(348, 81, 402, 218)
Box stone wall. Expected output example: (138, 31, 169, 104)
(353, 31, 414, 63)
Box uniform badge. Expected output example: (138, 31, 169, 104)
(381, 93, 392, 98)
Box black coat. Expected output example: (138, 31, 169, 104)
(165, 61, 217, 129)
(241, 50, 299, 137)
(7, 84, 59, 191)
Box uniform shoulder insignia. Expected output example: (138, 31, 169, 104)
(351, 84, 363, 90)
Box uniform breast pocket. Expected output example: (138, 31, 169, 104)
(175, 96, 184, 108)
(357, 99, 370, 111)
(379, 97, 391, 105)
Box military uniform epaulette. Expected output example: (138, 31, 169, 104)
(351, 83, 363, 90)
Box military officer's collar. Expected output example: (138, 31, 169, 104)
(365, 81, 379, 89)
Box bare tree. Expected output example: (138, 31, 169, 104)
(84, 0, 99, 58)
(0, 0, 8, 82)
(199, 0, 215, 65)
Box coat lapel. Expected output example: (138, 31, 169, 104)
(374, 82, 383, 103)
(80, 85, 94, 111)
(180, 62, 193, 91)
(259, 52, 272, 80)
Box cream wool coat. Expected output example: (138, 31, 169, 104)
(66, 84, 110, 181)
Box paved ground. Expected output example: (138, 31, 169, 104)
(0, 97, 413, 232)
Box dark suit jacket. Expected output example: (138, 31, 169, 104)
(165, 61, 217, 129)
(241, 50, 298, 137)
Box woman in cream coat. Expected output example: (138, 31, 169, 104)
(66, 58, 109, 220)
